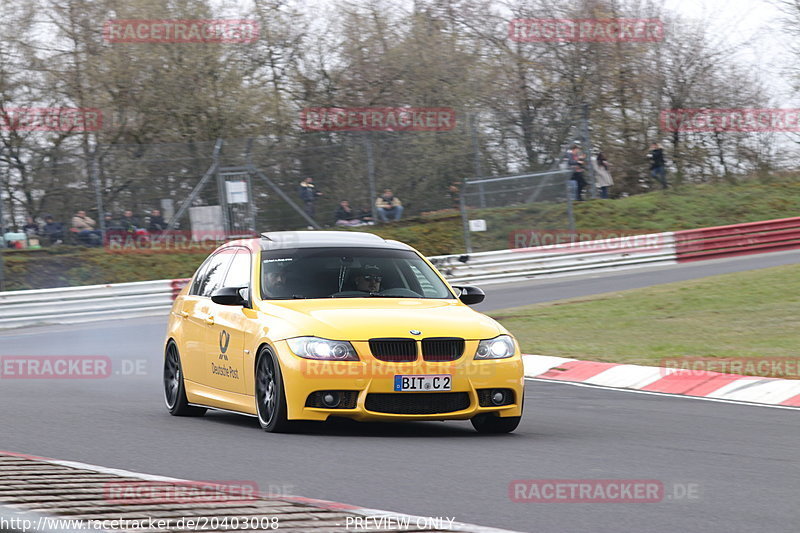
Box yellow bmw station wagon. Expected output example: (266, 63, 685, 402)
(164, 231, 524, 433)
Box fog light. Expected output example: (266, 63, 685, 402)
(322, 392, 340, 408)
(491, 390, 506, 406)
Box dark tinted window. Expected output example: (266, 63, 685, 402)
(194, 250, 235, 298)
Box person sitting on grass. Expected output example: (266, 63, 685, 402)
(71, 210, 102, 245)
(334, 200, 364, 227)
(42, 215, 64, 245)
(375, 189, 404, 222)
(22, 216, 40, 237)
(148, 209, 167, 233)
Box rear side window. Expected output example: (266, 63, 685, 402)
(191, 250, 235, 297)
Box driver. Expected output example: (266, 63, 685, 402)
(354, 264, 382, 293)
(264, 268, 288, 297)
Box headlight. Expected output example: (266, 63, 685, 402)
(287, 337, 359, 361)
(474, 335, 516, 359)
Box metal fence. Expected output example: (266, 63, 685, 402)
(457, 169, 575, 253)
(0, 116, 590, 286)
(0, 130, 485, 236)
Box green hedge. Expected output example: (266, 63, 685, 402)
(1, 248, 205, 291)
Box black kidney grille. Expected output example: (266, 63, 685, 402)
(364, 392, 471, 414)
(369, 338, 418, 362)
(421, 337, 465, 361)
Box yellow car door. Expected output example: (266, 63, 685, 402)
(182, 250, 235, 385)
(205, 247, 251, 395)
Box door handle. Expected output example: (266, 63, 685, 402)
(205, 316, 215, 325)
(179, 311, 189, 318)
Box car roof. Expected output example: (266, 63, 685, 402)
(255, 231, 413, 252)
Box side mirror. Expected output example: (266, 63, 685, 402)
(211, 286, 249, 307)
(454, 285, 485, 305)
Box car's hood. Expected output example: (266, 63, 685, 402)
(256, 298, 504, 341)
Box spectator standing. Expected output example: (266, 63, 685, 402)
(593, 151, 614, 199)
(648, 143, 669, 189)
(567, 145, 587, 201)
(42, 215, 64, 245)
(71, 210, 102, 245)
(334, 200, 363, 227)
(298, 177, 321, 220)
(375, 189, 404, 222)
(448, 182, 461, 209)
(148, 209, 167, 233)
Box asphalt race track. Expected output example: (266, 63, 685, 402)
(2, 250, 799, 533)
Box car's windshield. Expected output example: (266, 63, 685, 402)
(260, 247, 454, 300)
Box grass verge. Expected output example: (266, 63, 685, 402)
(363, 173, 800, 254)
(490, 264, 800, 368)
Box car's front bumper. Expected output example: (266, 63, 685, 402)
(274, 340, 525, 422)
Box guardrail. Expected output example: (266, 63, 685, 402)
(675, 216, 800, 262)
(2, 216, 800, 329)
(0, 280, 182, 329)
(430, 232, 676, 284)
(0, 232, 675, 328)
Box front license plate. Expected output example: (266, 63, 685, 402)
(394, 375, 452, 392)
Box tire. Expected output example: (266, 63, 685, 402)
(471, 392, 524, 434)
(470, 413, 521, 434)
(163, 342, 206, 417)
(255, 347, 292, 433)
